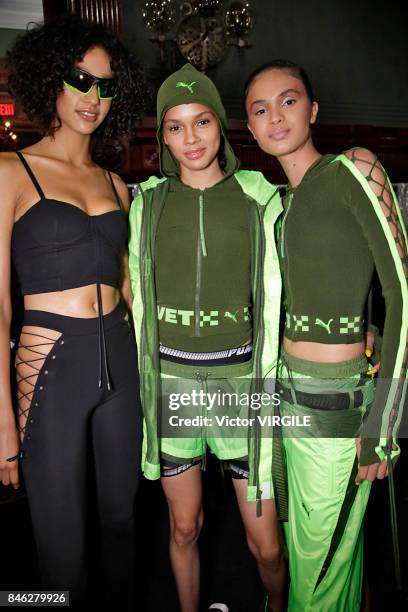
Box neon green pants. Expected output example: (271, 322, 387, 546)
(279, 351, 374, 612)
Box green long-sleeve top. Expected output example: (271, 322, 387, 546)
(278, 148, 408, 465)
(155, 175, 252, 351)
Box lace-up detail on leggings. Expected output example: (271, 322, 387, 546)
(15, 328, 61, 444)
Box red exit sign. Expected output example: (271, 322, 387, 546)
(0, 103, 15, 116)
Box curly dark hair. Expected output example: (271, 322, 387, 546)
(7, 14, 146, 164)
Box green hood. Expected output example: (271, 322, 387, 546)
(156, 63, 239, 178)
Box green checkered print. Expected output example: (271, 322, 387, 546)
(293, 315, 309, 332)
(286, 313, 363, 335)
(339, 316, 361, 334)
(200, 310, 219, 327)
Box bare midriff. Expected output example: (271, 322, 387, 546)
(24, 284, 120, 318)
(283, 336, 365, 363)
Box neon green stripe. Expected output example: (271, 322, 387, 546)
(337, 154, 408, 439)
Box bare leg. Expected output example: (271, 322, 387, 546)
(16, 326, 61, 444)
(161, 464, 203, 612)
(233, 479, 286, 612)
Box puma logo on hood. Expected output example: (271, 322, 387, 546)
(176, 80, 197, 94)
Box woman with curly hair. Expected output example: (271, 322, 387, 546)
(0, 14, 144, 608)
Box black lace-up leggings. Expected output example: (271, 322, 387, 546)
(16, 304, 142, 608)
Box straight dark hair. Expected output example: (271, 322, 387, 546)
(244, 59, 315, 102)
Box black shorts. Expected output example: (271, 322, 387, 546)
(160, 455, 249, 479)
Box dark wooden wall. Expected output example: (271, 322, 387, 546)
(121, 119, 408, 185)
(42, 0, 122, 33)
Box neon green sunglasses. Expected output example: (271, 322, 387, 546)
(63, 68, 116, 100)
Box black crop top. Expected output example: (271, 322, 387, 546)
(12, 152, 127, 295)
(12, 152, 128, 390)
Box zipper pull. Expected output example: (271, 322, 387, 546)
(199, 192, 207, 257)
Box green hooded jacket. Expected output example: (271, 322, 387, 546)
(128, 64, 285, 509)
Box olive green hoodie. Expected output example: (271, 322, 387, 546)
(156, 62, 238, 177)
(155, 63, 252, 351)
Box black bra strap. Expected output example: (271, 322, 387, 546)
(107, 171, 123, 210)
(16, 152, 45, 200)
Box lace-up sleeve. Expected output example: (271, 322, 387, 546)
(338, 148, 408, 464)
